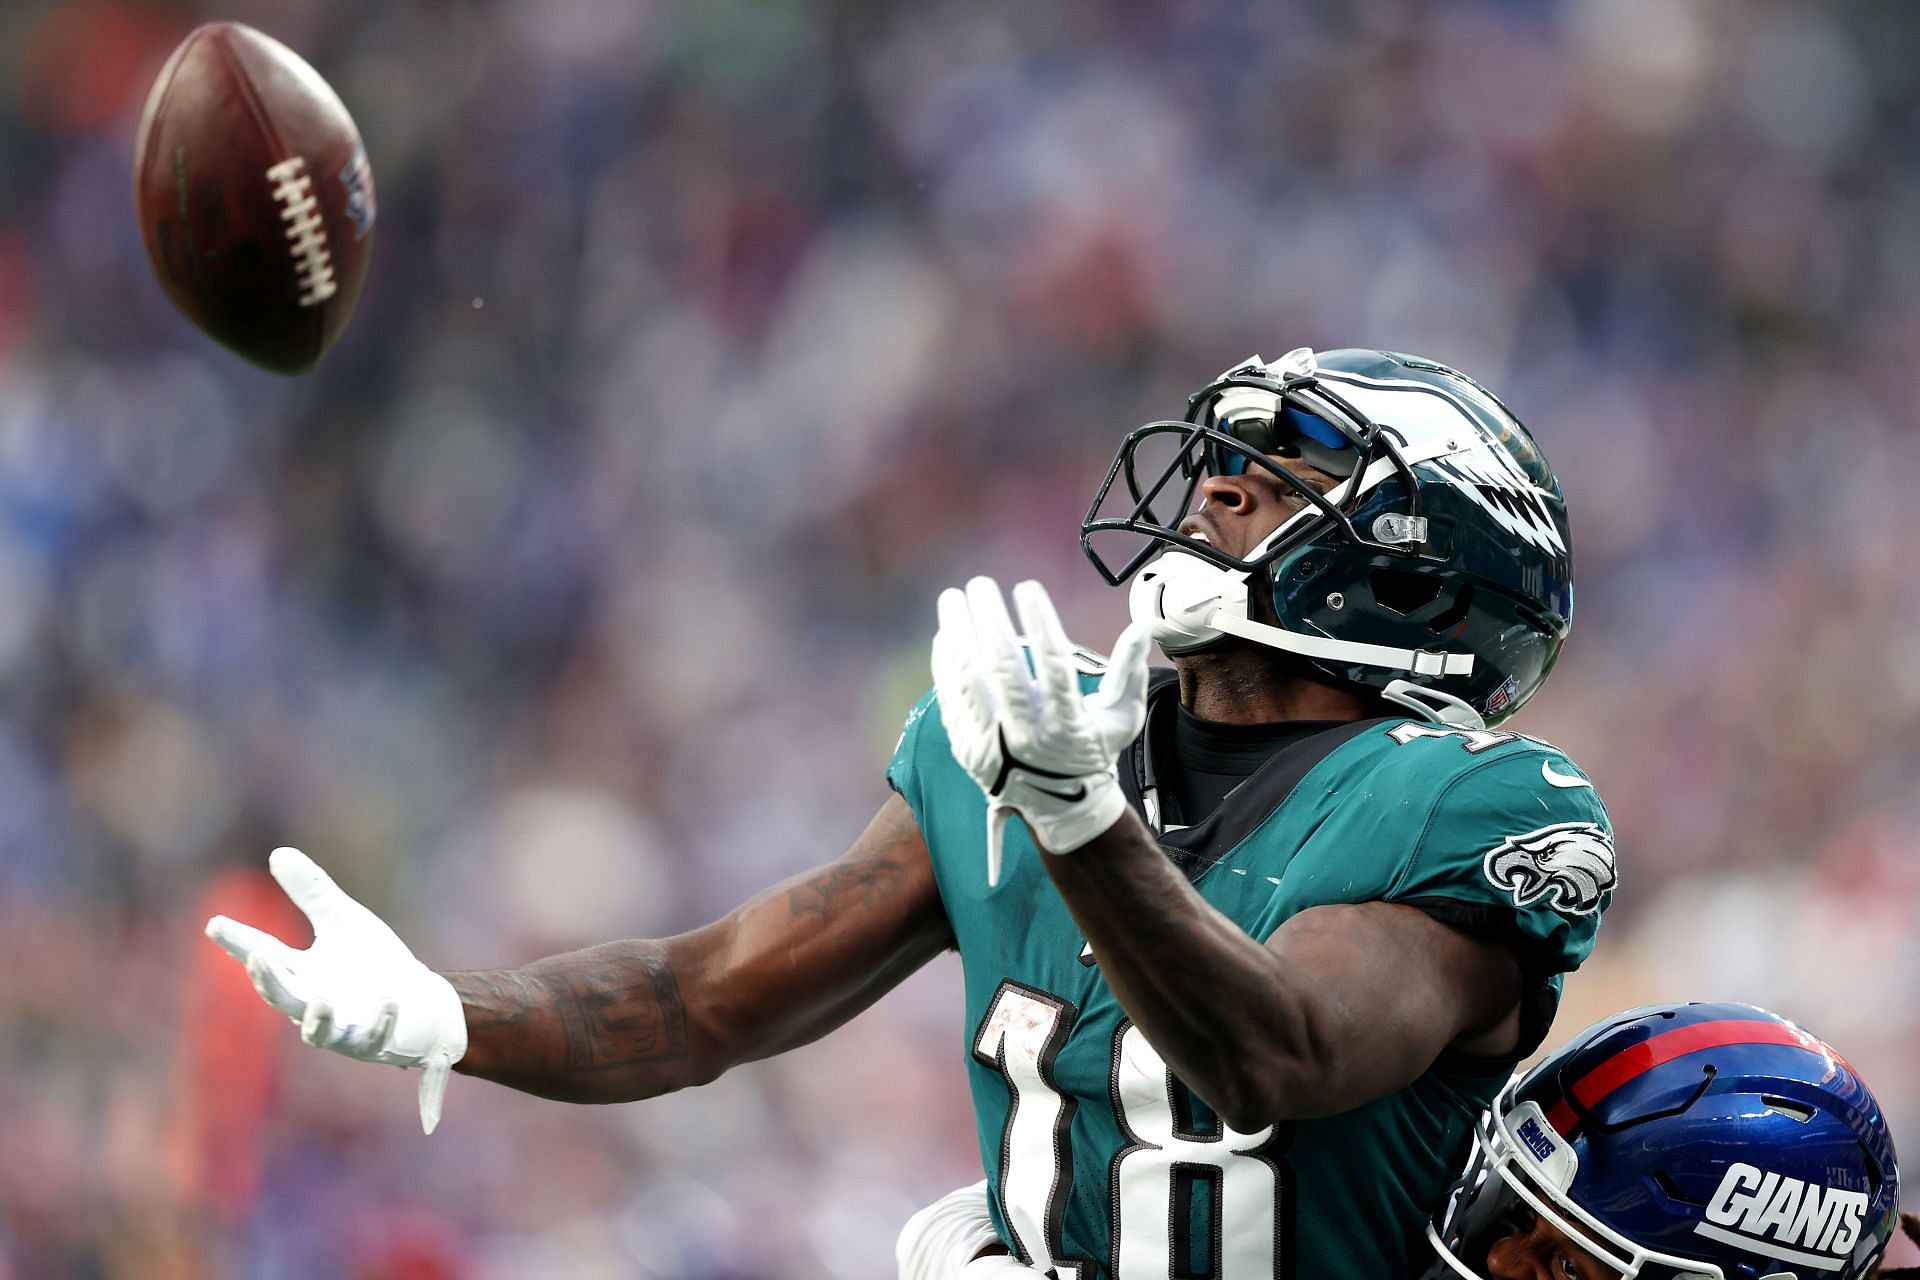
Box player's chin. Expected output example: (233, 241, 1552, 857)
(1162, 630, 1269, 665)
(1158, 634, 1235, 664)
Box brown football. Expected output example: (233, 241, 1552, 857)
(134, 23, 375, 374)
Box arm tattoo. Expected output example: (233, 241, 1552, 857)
(785, 856, 906, 919)
(448, 795, 942, 1100)
(547, 946, 689, 1072)
(450, 941, 692, 1090)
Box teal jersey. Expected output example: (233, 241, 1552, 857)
(887, 668, 1615, 1280)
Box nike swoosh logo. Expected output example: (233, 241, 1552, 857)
(1031, 782, 1088, 803)
(1541, 760, 1592, 789)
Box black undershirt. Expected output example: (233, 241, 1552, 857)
(1162, 704, 1347, 828)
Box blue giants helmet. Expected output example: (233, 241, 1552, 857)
(1419, 1002, 1901, 1280)
(1081, 348, 1572, 728)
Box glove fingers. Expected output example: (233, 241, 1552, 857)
(268, 846, 351, 934)
(367, 1000, 400, 1054)
(966, 576, 1021, 659)
(1090, 621, 1153, 721)
(205, 914, 298, 969)
(243, 955, 311, 1028)
(967, 577, 1033, 723)
(935, 585, 975, 655)
(300, 998, 335, 1048)
(246, 952, 307, 1020)
(933, 592, 996, 733)
(418, 1053, 453, 1135)
(1011, 580, 1082, 729)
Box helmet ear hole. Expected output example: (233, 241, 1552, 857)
(1762, 1097, 1816, 1123)
(1371, 570, 1443, 615)
(1652, 1170, 1705, 1206)
(1429, 584, 1477, 633)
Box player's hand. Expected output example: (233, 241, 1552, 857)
(896, 1181, 1038, 1280)
(932, 576, 1150, 885)
(204, 847, 468, 1134)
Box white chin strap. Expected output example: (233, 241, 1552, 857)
(1129, 549, 1475, 680)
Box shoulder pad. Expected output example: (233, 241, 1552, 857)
(1381, 720, 1560, 756)
(1379, 720, 1594, 785)
(1390, 721, 1566, 752)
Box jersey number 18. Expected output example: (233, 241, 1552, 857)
(973, 980, 1292, 1280)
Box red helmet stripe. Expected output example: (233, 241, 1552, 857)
(1544, 1019, 1849, 1135)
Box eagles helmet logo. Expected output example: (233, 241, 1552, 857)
(1482, 822, 1616, 916)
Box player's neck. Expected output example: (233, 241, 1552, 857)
(1173, 645, 1374, 726)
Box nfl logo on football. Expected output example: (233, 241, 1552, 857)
(338, 143, 376, 240)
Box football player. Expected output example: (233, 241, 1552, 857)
(897, 1002, 1909, 1280)
(207, 348, 1611, 1279)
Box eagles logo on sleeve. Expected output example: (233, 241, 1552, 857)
(1481, 822, 1616, 917)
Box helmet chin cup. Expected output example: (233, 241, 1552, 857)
(1129, 550, 1249, 654)
(1131, 551, 1477, 684)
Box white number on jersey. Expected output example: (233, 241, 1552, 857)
(1111, 1024, 1286, 1278)
(1386, 723, 1520, 753)
(973, 983, 1091, 1280)
(976, 979, 1291, 1278)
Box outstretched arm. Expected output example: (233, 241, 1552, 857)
(207, 793, 952, 1123)
(450, 794, 951, 1103)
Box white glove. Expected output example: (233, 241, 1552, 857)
(896, 1181, 1040, 1280)
(204, 847, 468, 1134)
(958, 1255, 1046, 1278)
(932, 576, 1151, 885)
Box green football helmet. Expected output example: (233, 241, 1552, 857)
(1082, 347, 1572, 727)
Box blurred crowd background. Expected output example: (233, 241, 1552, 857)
(3, 0, 1918, 1275)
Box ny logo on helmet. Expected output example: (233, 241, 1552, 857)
(1481, 822, 1616, 916)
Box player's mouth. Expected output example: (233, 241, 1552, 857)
(1178, 519, 1219, 551)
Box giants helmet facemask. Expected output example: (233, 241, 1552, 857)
(1082, 347, 1572, 728)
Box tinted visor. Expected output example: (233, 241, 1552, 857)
(1204, 404, 1358, 479)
